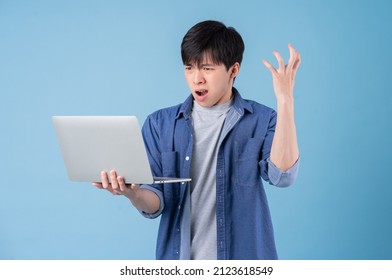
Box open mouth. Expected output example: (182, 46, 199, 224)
(195, 89, 208, 96)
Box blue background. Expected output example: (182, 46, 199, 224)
(1, 0, 391, 260)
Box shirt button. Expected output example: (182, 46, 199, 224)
(185, 156, 190, 161)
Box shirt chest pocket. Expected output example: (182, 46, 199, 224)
(235, 138, 263, 186)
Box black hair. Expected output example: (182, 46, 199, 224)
(181, 20, 245, 71)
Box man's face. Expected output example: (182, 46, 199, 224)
(184, 57, 239, 107)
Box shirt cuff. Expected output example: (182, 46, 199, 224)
(266, 157, 300, 187)
(138, 184, 164, 219)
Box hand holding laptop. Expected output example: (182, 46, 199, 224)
(92, 170, 140, 197)
(92, 169, 160, 214)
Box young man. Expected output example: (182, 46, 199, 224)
(93, 20, 301, 260)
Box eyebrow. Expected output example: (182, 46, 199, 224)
(200, 63, 215, 67)
(184, 62, 216, 68)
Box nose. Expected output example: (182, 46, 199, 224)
(193, 69, 205, 85)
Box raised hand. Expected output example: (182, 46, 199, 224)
(262, 44, 301, 101)
(263, 44, 300, 171)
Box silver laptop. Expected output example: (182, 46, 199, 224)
(52, 116, 191, 184)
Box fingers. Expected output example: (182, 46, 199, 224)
(130, 183, 140, 191)
(109, 170, 120, 193)
(101, 170, 113, 193)
(107, 170, 134, 195)
(288, 43, 301, 73)
(92, 182, 103, 189)
(292, 51, 301, 72)
(101, 170, 110, 189)
(118, 176, 129, 192)
(262, 59, 278, 75)
(94, 170, 137, 197)
(287, 44, 295, 69)
(263, 44, 301, 76)
(263, 49, 286, 75)
(98, 170, 120, 195)
(273, 50, 285, 71)
(262, 44, 301, 99)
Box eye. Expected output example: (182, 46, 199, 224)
(184, 66, 192, 71)
(203, 67, 213, 71)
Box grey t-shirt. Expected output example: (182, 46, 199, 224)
(190, 99, 232, 260)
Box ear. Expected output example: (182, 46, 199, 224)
(230, 62, 240, 79)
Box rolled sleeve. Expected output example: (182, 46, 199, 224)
(139, 184, 164, 219)
(264, 157, 300, 188)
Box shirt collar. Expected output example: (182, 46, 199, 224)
(176, 87, 253, 119)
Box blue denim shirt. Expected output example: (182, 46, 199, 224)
(140, 88, 299, 260)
